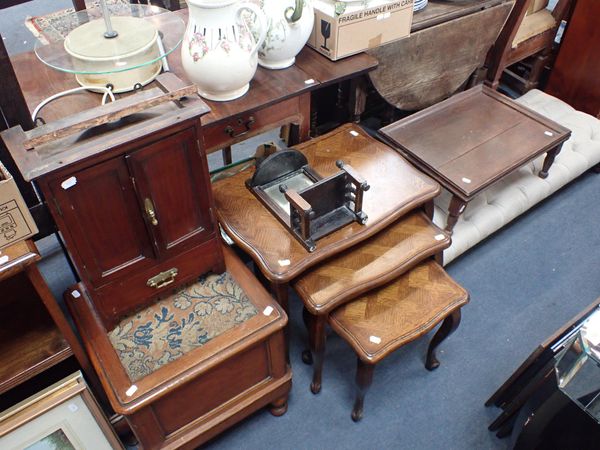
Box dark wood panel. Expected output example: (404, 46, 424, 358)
(93, 236, 222, 329)
(389, 93, 522, 168)
(49, 156, 155, 286)
(438, 120, 557, 189)
(367, 2, 513, 110)
(545, 0, 600, 117)
(294, 46, 377, 87)
(411, 0, 507, 32)
(127, 128, 213, 257)
(152, 342, 270, 434)
(0, 35, 38, 208)
(201, 95, 309, 153)
(379, 85, 571, 198)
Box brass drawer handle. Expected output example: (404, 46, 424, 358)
(224, 116, 255, 138)
(147, 268, 178, 289)
(144, 198, 158, 226)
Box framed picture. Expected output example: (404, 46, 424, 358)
(0, 372, 122, 450)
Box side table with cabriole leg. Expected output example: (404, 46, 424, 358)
(380, 85, 571, 234)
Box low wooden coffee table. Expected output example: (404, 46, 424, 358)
(379, 85, 571, 233)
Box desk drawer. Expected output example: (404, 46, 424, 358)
(202, 96, 308, 153)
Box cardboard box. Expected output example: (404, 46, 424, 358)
(0, 161, 38, 249)
(308, 0, 414, 61)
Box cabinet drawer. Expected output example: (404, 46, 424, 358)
(202, 97, 304, 153)
(93, 236, 224, 329)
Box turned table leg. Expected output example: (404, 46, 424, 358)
(349, 77, 368, 123)
(307, 314, 327, 394)
(352, 359, 375, 422)
(222, 146, 233, 166)
(445, 196, 468, 233)
(539, 143, 563, 179)
(425, 310, 462, 371)
(301, 307, 314, 364)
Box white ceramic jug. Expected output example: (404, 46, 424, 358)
(181, 0, 268, 101)
(254, 0, 314, 70)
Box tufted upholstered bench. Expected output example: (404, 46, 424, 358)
(433, 89, 600, 264)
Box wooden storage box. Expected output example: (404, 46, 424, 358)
(66, 246, 291, 449)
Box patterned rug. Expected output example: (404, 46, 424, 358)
(108, 272, 257, 382)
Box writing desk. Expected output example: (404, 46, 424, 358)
(8, 8, 377, 157)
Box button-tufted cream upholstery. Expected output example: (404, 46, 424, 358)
(434, 90, 600, 264)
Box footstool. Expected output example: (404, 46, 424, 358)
(328, 259, 469, 421)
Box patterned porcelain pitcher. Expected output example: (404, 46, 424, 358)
(181, 0, 268, 101)
(253, 0, 314, 69)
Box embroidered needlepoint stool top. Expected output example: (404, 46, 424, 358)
(293, 210, 451, 393)
(328, 260, 469, 421)
(108, 272, 258, 382)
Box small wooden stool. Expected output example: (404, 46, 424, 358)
(328, 259, 469, 421)
(293, 211, 451, 394)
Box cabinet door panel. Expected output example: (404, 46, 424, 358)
(50, 157, 155, 285)
(127, 128, 213, 258)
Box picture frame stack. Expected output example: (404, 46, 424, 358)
(0, 372, 122, 450)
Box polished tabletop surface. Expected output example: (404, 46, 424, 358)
(380, 85, 571, 199)
(10, 8, 377, 126)
(213, 123, 440, 283)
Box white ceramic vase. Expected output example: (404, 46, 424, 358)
(254, 0, 314, 70)
(181, 0, 268, 101)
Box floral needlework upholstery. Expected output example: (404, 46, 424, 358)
(108, 272, 257, 382)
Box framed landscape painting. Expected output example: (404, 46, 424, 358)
(0, 372, 122, 450)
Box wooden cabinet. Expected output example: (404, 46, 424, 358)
(1, 86, 225, 330)
(46, 125, 224, 329)
(50, 155, 154, 288)
(0, 240, 98, 400)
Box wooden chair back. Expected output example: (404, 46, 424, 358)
(485, 0, 572, 90)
